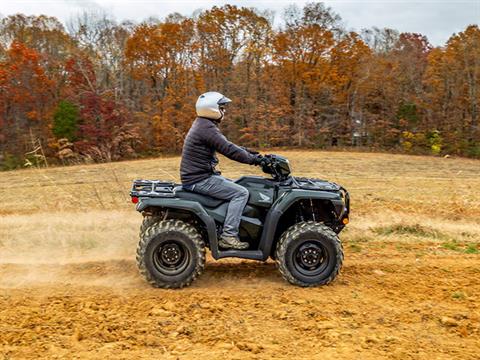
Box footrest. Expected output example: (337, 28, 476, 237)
(216, 250, 264, 260)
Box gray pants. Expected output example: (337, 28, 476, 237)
(191, 175, 249, 238)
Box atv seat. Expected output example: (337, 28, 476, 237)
(174, 187, 225, 208)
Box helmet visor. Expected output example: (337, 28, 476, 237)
(217, 96, 232, 105)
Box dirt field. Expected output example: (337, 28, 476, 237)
(1, 150, 479, 359)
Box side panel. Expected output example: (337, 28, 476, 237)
(204, 204, 264, 246)
(204, 202, 229, 223)
(235, 176, 277, 208)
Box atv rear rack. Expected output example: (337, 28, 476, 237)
(130, 179, 177, 198)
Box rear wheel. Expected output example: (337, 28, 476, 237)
(276, 221, 343, 287)
(136, 219, 205, 289)
(140, 214, 163, 235)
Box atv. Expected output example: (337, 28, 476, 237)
(130, 154, 349, 288)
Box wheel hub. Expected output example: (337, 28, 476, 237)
(300, 247, 321, 267)
(160, 244, 182, 265)
(294, 241, 327, 274)
(152, 240, 190, 275)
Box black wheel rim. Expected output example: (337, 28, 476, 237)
(292, 240, 330, 277)
(152, 240, 190, 276)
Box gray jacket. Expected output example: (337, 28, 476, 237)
(180, 117, 256, 185)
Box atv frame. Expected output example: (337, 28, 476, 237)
(132, 180, 349, 261)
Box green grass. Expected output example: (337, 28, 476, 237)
(442, 241, 460, 251)
(464, 243, 479, 254)
(441, 241, 479, 254)
(451, 291, 466, 300)
(373, 223, 446, 239)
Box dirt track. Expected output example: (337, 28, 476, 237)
(1, 151, 479, 359)
(1, 250, 479, 359)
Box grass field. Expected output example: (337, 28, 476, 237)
(0, 150, 479, 359)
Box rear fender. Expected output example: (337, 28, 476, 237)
(136, 197, 220, 258)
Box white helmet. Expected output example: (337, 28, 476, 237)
(195, 91, 231, 120)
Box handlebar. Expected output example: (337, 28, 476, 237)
(260, 154, 289, 181)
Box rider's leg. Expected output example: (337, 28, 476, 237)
(191, 175, 249, 249)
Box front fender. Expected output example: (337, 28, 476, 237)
(275, 189, 344, 216)
(258, 189, 345, 260)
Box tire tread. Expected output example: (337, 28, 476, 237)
(136, 219, 206, 289)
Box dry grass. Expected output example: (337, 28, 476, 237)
(2, 150, 479, 217)
(1, 150, 479, 262)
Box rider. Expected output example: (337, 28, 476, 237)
(180, 92, 264, 250)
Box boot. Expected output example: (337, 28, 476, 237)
(219, 236, 249, 250)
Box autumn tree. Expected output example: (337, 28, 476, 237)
(64, 54, 140, 161)
(1, 3, 480, 166)
(424, 25, 480, 156)
(67, 11, 133, 100)
(124, 16, 197, 152)
(272, 4, 338, 146)
(330, 32, 371, 145)
(0, 41, 56, 157)
(0, 14, 73, 60)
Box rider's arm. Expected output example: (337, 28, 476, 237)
(205, 124, 256, 165)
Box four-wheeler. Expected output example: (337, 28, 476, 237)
(130, 154, 349, 288)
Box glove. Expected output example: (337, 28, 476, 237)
(260, 156, 272, 167)
(252, 154, 264, 166)
(253, 155, 271, 167)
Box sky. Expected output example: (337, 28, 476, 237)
(0, 0, 478, 46)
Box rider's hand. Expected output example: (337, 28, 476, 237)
(252, 154, 264, 166)
(260, 156, 272, 167)
(253, 155, 271, 167)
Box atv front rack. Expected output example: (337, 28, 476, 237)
(130, 179, 177, 198)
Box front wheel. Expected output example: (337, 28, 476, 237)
(136, 219, 205, 289)
(276, 221, 343, 287)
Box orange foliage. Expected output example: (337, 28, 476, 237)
(0, 8, 479, 166)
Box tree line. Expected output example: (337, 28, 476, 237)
(0, 3, 478, 169)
